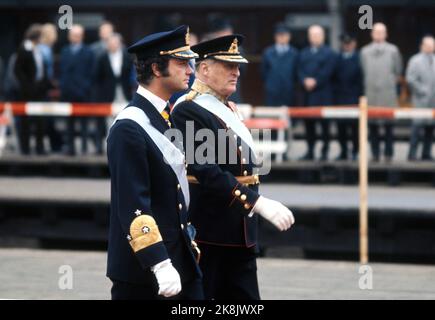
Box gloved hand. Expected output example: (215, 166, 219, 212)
(253, 196, 295, 231)
(151, 258, 181, 297)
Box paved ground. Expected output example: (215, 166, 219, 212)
(1, 248, 435, 300)
(0, 176, 434, 213)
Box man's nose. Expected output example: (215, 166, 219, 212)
(187, 63, 194, 75)
(234, 67, 240, 77)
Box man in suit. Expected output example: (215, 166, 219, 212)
(90, 21, 114, 60)
(298, 25, 337, 161)
(261, 23, 298, 106)
(14, 24, 51, 155)
(107, 25, 203, 300)
(333, 34, 363, 160)
(172, 35, 295, 300)
(361, 23, 403, 162)
(39, 23, 62, 154)
(94, 33, 134, 154)
(406, 35, 435, 161)
(59, 24, 95, 155)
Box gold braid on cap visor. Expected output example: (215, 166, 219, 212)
(160, 45, 198, 58)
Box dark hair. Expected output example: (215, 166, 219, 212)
(134, 55, 170, 86)
(25, 24, 42, 42)
(100, 21, 114, 29)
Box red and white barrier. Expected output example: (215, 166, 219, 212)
(0, 102, 124, 117)
(2, 102, 434, 121)
(287, 106, 435, 120)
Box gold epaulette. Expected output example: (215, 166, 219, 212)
(186, 90, 199, 101)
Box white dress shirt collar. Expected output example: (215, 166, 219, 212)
(136, 85, 168, 113)
(108, 49, 123, 77)
(275, 43, 289, 55)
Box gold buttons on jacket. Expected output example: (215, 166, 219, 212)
(244, 204, 250, 209)
(181, 224, 184, 230)
(240, 194, 247, 201)
(238, 146, 243, 152)
(177, 184, 181, 190)
(179, 203, 183, 210)
(235, 190, 241, 196)
(243, 170, 248, 176)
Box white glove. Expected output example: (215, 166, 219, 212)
(253, 196, 295, 231)
(151, 258, 181, 297)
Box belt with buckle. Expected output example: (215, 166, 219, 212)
(187, 175, 260, 185)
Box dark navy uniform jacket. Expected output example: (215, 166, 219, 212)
(261, 45, 298, 106)
(59, 44, 94, 102)
(298, 45, 337, 106)
(106, 92, 201, 285)
(172, 91, 260, 249)
(333, 51, 363, 105)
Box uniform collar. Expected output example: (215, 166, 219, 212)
(137, 85, 168, 113)
(190, 79, 227, 104)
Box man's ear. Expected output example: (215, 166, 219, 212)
(201, 61, 209, 77)
(151, 63, 161, 78)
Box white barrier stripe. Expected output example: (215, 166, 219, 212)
(26, 102, 72, 116)
(255, 106, 288, 116)
(111, 102, 124, 117)
(6, 102, 435, 120)
(394, 109, 434, 119)
(322, 108, 360, 119)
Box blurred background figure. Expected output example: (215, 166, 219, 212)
(38, 23, 63, 153)
(59, 24, 95, 156)
(91, 21, 114, 59)
(333, 33, 363, 161)
(204, 13, 234, 40)
(38, 23, 57, 82)
(406, 35, 435, 161)
(94, 32, 133, 154)
(0, 56, 4, 100)
(204, 14, 244, 103)
(14, 24, 51, 155)
(298, 24, 337, 161)
(261, 22, 298, 107)
(3, 51, 20, 101)
(361, 22, 403, 162)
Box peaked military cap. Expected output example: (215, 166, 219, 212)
(340, 33, 357, 44)
(274, 22, 290, 34)
(192, 34, 248, 64)
(127, 25, 198, 60)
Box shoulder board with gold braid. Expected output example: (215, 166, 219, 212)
(186, 90, 200, 101)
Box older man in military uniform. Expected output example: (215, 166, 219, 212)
(172, 35, 295, 300)
(106, 25, 203, 300)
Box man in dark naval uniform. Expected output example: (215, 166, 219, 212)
(333, 34, 363, 160)
(172, 35, 295, 300)
(106, 25, 203, 300)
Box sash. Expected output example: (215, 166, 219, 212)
(174, 93, 257, 158)
(112, 106, 190, 209)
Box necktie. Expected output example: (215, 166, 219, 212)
(161, 102, 172, 127)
